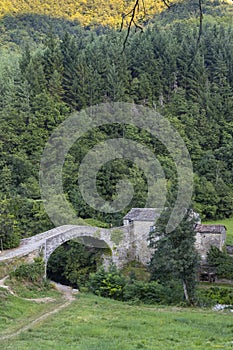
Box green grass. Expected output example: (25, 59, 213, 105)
(2, 293, 233, 349)
(0, 288, 63, 335)
(203, 217, 233, 245)
(84, 218, 110, 228)
(6, 277, 61, 299)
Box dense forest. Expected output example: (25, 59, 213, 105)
(0, 0, 165, 28)
(0, 0, 233, 249)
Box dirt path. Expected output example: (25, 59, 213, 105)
(0, 279, 77, 341)
(0, 276, 14, 295)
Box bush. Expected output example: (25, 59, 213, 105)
(123, 280, 184, 305)
(158, 280, 185, 305)
(198, 286, 233, 305)
(89, 265, 184, 305)
(207, 246, 233, 279)
(123, 281, 165, 304)
(88, 265, 126, 300)
(10, 257, 45, 284)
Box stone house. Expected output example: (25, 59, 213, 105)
(123, 208, 226, 264)
(123, 208, 163, 235)
(123, 208, 163, 264)
(194, 224, 226, 261)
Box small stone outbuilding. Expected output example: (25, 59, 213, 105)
(123, 208, 163, 264)
(194, 224, 226, 261)
(123, 208, 163, 234)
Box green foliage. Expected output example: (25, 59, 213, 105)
(88, 264, 126, 300)
(0, 8, 233, 238)
(0, 197, 20, 249)
(0, 0, 166, 28)
(121, 261, 150, 282)
(6, 276, 57, 298)
(207, 246, 233, 279)
(47, 240, 107, 289)
(10, 257, 45, 284)
(123, 280, 183, 305)
(84, 218, 109, 228)
(88, 264, 184, 305)
(123, 281, 163, 304)
(198, 286, 233, 305)
(149, 207, 200, 303)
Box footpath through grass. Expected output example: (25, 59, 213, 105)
(0, 287, 63, 336)
(1, 292, 233, 350)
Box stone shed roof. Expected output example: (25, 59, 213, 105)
(195, 224, 226, 234)
(123, 208, 163, 222)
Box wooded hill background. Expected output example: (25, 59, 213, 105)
(0, 0, 233, 248)
(0, 0, 166, 28)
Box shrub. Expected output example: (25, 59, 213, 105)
(207, 246, 233, 279)
(198, 286, 233, 305)
(123, 280, 184, 305)
(121, 261, 150, 282)
(88, 264, 126, 300)
(158, 280, 185, 305)
(89, 264, 185, 305)
(10, 257, 45, 284)
(123, 281, 165, 304)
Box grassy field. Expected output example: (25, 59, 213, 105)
(203, 217, 233, 245)
(1, 291, 233, 350)
(0, 287, 63, 335)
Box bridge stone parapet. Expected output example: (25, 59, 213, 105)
(44, 226, 113, 261)
(0, 224, 145, 273)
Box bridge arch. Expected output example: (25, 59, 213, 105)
(43, 226, 114, 267)
(0, 224, 135, 276)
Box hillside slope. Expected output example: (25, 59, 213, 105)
(1, 1, 232, 28)
(0, 0, 232, 50)
(1, 292, 233, 349)
(0, 0, 166, 27)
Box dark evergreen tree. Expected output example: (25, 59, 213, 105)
(149, 207, 200, 303)
(0, 197, 20, 249)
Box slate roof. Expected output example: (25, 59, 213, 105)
(195, 224, 226, 234)
(123, 208, 163, 222)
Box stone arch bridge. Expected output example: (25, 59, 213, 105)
(0, 224, 152, 275)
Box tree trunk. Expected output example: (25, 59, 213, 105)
(182, 278, 189, 303)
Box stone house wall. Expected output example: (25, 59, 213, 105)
(195, 225, 226, 261)
(128, 220, 155, 265)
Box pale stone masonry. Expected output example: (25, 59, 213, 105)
(123, 208, 227, 263)
(123, 208, 163, 264)
(0, 208, 227, 273)
(195, 224, 226, 261)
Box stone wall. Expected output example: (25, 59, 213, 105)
(195, 230, 226, 261)
(129, 220, 155, 265)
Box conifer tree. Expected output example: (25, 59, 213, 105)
(149, 207, 200, 303)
